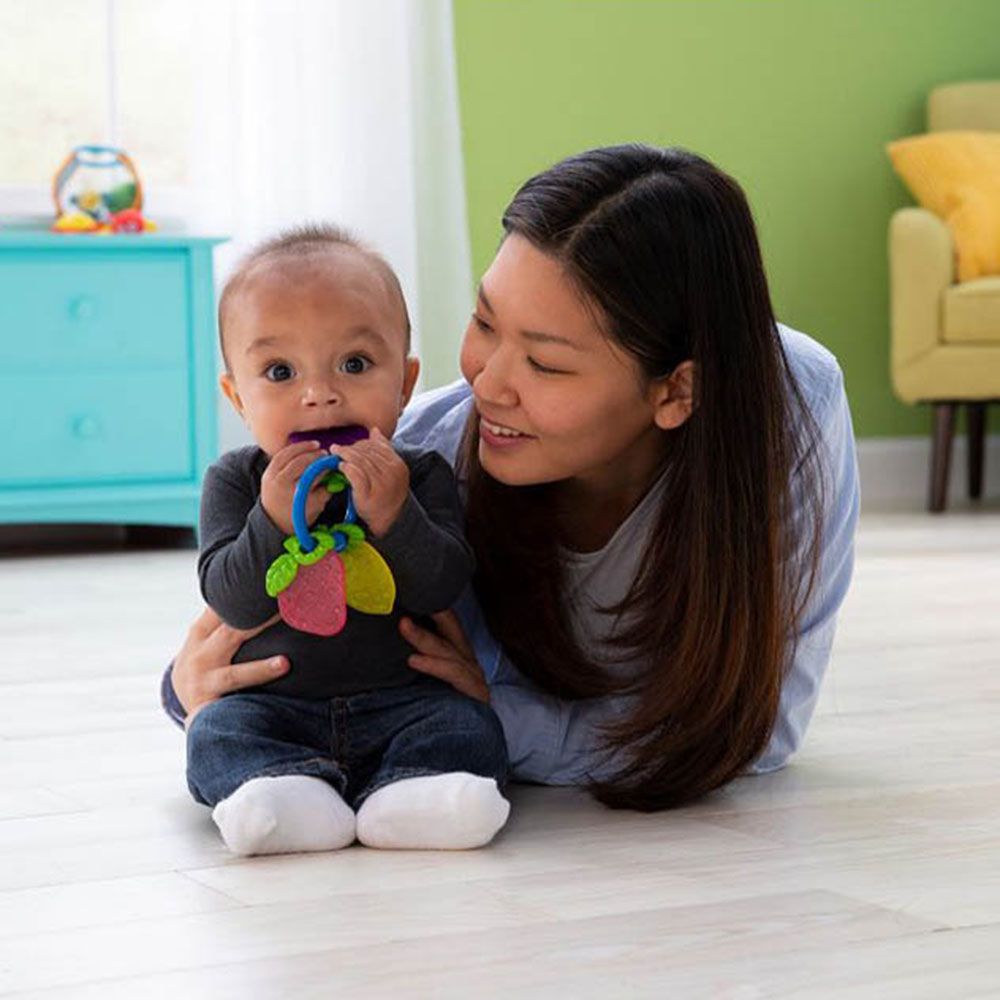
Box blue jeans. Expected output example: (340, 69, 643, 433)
(186, 675, 509, 809)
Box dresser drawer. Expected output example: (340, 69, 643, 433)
(0, 250, 190, 371)
(0, 370, 193, 486)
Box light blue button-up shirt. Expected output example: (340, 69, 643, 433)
(394, 323, 860, 785)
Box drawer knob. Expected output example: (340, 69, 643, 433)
(72, 415, 102, 439)
(69, 296, 98, 321)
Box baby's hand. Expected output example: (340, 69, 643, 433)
(331, 428, 409, 537)
(260, 440, 328, 535)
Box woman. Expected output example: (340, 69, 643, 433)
(164, 144, 859, 812)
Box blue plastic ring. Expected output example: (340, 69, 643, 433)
(292, 455, 357, 553)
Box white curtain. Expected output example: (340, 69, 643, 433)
(187, 0, 473, 449)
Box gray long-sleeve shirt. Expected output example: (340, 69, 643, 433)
(198, 444, 474, 699)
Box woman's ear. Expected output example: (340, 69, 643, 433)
(651, 360, 696, 431)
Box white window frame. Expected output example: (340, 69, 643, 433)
(0, 0, 194, 229)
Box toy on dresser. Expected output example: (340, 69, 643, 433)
(51, 144, 157, 234)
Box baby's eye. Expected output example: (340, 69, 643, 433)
(341, 355, 372, 375)
(264, 362, 295, 382)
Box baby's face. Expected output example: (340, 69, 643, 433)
(220, 251, 419, 458)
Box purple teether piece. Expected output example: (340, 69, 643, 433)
(288, 424, 370, 450)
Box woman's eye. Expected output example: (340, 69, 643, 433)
(528, 357, 565, 375)
(264, 362, 295, 382)
(471, 313, 492, 333)
(341, 355, 372, 375)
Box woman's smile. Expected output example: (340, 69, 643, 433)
(478, 414, 534, 448)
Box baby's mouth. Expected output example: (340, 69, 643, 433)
(288, 424, 369, 449)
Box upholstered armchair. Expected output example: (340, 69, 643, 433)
(889, 81, 1000, 512)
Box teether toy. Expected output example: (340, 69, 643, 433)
(265, 454, 395, 636)
(288, 424, 369, 450)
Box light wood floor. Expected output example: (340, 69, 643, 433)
(2, 507, 999, 998)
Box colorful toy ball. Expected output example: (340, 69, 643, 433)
(52, 145, 143, 225)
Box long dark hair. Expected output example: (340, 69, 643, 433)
(461, 145, 825, 811)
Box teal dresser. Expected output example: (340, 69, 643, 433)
(0, 229, 226, 528)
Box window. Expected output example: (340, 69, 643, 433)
(0, 0, 195, 217)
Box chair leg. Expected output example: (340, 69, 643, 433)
(929, 402, 957, 513)
(967, 402, 986, 501)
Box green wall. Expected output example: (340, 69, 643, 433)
(452, 0, 1000, 438)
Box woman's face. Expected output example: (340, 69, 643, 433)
(460, 234, 687, 492)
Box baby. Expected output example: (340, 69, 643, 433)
(186, 224, 510, 855)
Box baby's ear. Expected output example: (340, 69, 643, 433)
(219, 372, 246, 419)
(400, 356, 421, 410)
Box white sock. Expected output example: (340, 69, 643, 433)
(355, 772, 510, 850)
(211, 775, 356, 856)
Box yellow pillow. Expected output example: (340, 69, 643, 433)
(887, 131, 1000, 282)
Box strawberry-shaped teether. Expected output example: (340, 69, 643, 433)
(265, 454, 396, 637)
(276, 548, 347, 636)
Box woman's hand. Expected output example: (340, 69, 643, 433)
(400, 610, 490, 703)
(173, 607, 287, 726)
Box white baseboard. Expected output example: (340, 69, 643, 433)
(857, 434, 1000, 511)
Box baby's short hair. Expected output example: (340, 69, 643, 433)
(217, 222, 411, 370)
